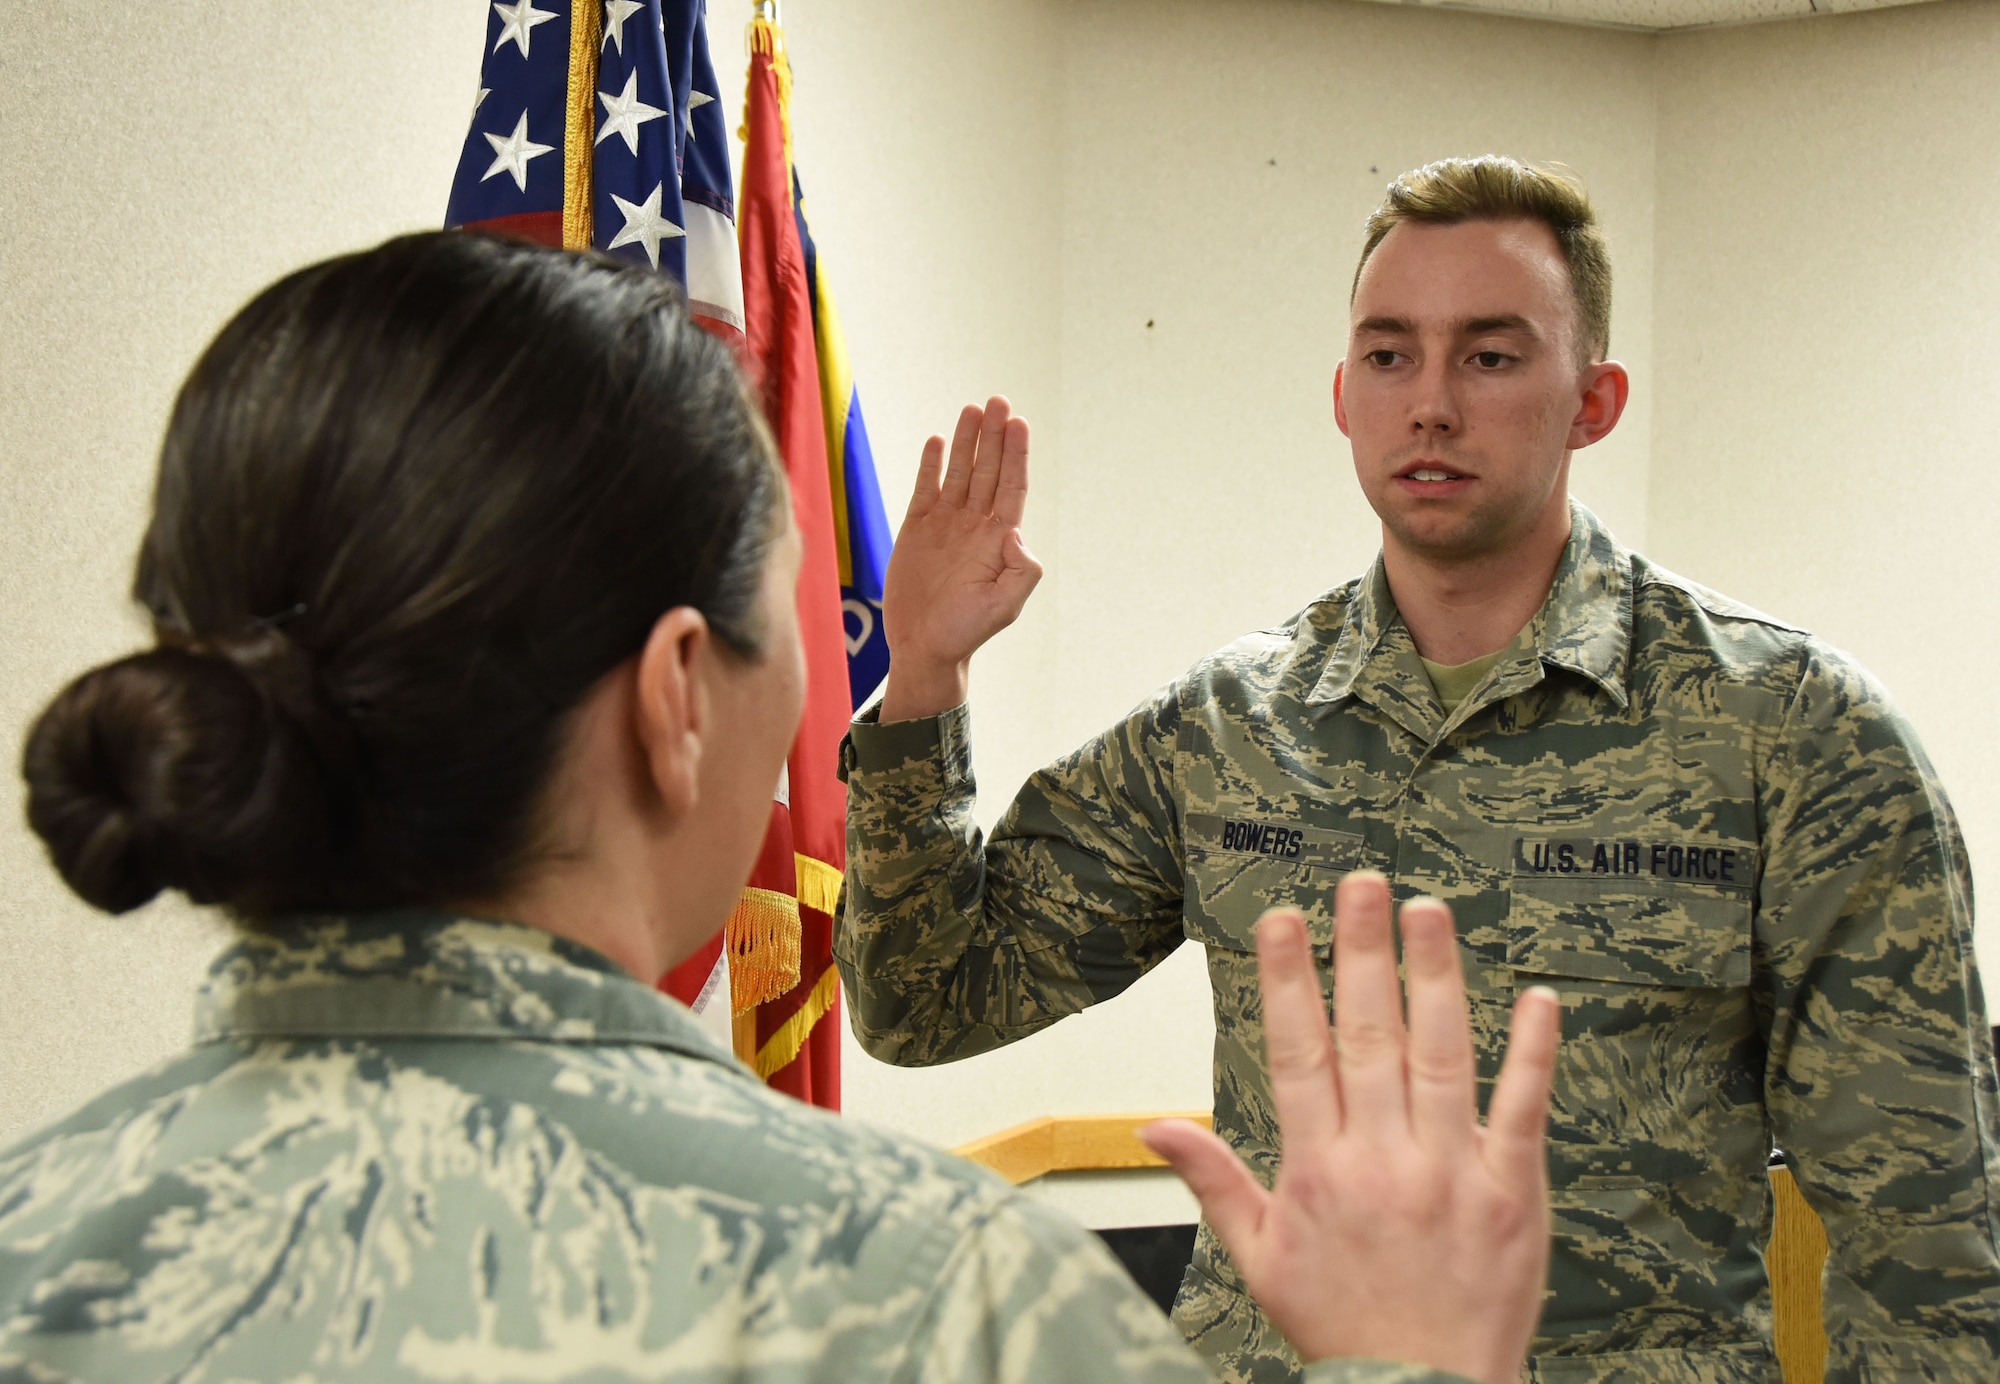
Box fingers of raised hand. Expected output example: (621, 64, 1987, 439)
(1398, 895, 1477, 1154)
(965, 395, 1013, 513)
(1255, 908, 1341, 1152)
(938, 404, 985, 507)
(1330, 870, 1407, 1133)
(992, 415, 1031, 528)
(1141, 1119, 1269, 1259)
(906, 435, 947, 522)
(1485, 985, 1562, 1191)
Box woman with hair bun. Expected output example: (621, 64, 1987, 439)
(2, 231, 1558, 1384)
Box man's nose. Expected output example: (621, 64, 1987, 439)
(1410, 367, 1459, 435)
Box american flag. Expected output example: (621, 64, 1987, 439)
(442, 4, 888, 1109)
(445, 0, 744, 343)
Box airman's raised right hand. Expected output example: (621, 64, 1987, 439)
(878, 396, 1040, 722)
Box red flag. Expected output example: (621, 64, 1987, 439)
(661, 933, 724, 1009)
(730, 15, 847, 1109)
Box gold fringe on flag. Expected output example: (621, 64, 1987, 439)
(793, 852, 843, 917)
(562, 0, 602, 249)
(725, 885, 802, 1013)
(752, 965, 841, 1080)
(722, 856, 839, 1016)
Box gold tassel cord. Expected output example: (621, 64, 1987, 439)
(732, 1005, 759, 1068)
(744, 17, 798, 170)
(562, 0, 602, 249)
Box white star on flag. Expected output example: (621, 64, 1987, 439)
(471, 87, 490, 122)
(602, 0, 645, 54)
(607, 183, 685, 270)
(481, 111, 554, 192)
(595, 71, 667, 155)
(685, 88, 713, 137)
(491, 0, 557, 60)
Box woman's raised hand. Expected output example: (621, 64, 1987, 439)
(878, 397, 1040, 722)
(1144, 872, 1561, 1384)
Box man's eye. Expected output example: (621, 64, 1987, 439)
(1367, 350, 1399, 367)
(1473, 351, 1511, 368)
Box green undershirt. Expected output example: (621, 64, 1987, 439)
(1419, 646, 1510, 716)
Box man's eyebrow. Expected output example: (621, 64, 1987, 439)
(1353, 314, 1544, 338)
(1461, 314, 1539, 337)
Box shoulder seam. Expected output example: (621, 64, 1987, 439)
(1632, 564, 1808, 636)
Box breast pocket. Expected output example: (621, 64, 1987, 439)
(1508, 881, 1751, 989)
(1182, 813, 1366, 952)
(1509, 878, 1757, 1184)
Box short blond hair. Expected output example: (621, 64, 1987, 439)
(1353, 156, 1611, 363)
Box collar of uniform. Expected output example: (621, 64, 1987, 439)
(1304, 557, 1431, 735)
(192, 910, 743, 1071)
(1532, 501, 1632, 709)
(1306, 501, 1632, 712)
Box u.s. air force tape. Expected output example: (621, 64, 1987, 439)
(1513, 837, 1751, 889)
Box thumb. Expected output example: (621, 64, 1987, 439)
(999, 529, 1044, 583)
(1142, 1119, 1268, 1256)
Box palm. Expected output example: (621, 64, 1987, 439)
(885, 503, 1033, 654)
(880, 398, 1040, 717)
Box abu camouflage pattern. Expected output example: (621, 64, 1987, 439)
(0, 913, 1436, 1384)
(838, 504, 2000, 1384)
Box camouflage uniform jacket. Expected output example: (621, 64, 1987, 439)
(0, 911, 1451, 1384)
(839, 504, 2000, 1384)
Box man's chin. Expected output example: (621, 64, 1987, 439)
(1379, 512, 1501, 563)
(1374, 492, 1569, 568)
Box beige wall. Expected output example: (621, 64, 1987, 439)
(2, 0, 1992, 1227)
(1052, 0, 1656, 760)
(0, 1, 488, 1147)
(1650, 0, 2000, 995)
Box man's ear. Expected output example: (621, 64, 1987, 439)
(1568, 360, 1630, 450)
(633, 606, 714, 818)
(1332, 359, 1351, 438)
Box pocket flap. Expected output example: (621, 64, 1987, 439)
(1180, 812, 1365, 951)
(1183, 850, 1341, 951)
(1508, 885, 1750, 988)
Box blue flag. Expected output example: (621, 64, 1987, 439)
(796, 176, 893, 709)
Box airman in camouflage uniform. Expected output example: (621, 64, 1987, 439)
(838, 501, 2000, 1383)
(0, 911, 1471, 1384)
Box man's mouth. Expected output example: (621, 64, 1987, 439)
(1394, 462, 1472, 484)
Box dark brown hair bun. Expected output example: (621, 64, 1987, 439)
(22, 646, 333, 915)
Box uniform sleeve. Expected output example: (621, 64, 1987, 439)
(901, 1189, 1477, 1384)
(837, 689, 1187, 1065)
(1757, 642, 2000, 1379)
